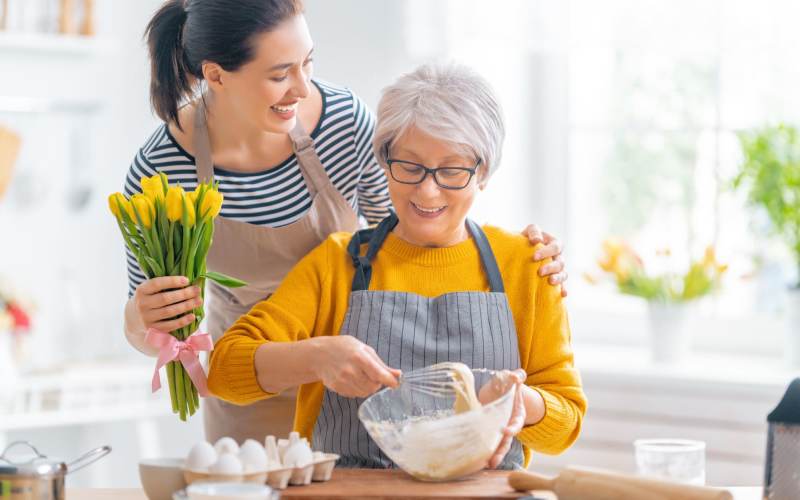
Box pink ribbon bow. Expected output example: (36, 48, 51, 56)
(145, 328, 214, 397)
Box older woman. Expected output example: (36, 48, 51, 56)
(208, 63, 586, 469)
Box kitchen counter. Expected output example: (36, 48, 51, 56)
(68, 469, 545, 500)
(66, 469, 762, 499)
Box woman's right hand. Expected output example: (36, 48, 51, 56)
(314, 336, 401, 398)
(132, 276, 202, 333)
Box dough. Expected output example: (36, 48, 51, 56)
(427, 362, 481, 413)
(362, 362, 505, 481)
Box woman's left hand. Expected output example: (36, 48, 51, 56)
(486, 369, 527, 469)
(522, 224, 568, 297)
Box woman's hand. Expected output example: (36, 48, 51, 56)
(522, 224, 568, 297)
(484, 369, 527, 469)
(314, 336, 401, 398)
(132, 276, 202, 333)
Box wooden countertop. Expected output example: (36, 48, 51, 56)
(279, 469, 550, 498)
(68, 469, 549, 499)
(66, 469, 762, 500)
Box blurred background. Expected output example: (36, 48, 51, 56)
(0, 0, 797, 489)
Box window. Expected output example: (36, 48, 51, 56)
(566, 0, 799, 356)
(404, 0, 800, 357)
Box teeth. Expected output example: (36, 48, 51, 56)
(271, 104, 297, 113)
(412, 202, 445, 213)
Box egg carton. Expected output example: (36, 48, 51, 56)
(183, 434, 339, 490)
(182, 452, 339, 489)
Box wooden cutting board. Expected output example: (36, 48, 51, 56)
(280, 468, 556, 499)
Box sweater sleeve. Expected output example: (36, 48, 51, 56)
(350, 92, 391, 224)
(516, 255, 587, 455)
(207, 237, 334, 404)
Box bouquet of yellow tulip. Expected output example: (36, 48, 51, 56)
(587, 238, 728, 302)
(108, 173, 245, 421)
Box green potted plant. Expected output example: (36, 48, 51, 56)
(588, 239, 727, 363)
(734, 123, 800, 365)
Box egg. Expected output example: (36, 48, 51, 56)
(185, 441, 217, 471)
(239, 439, 268, 472)
(264, 435, 281, 467)
(282, 433, 313, 468)
(214, 436, 240, 456)
(209, 452, 244, 475)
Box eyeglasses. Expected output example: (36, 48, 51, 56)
(385, 158, 482, 190)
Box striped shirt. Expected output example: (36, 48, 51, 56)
(124, 80, 391, 296)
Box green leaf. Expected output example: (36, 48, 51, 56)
(202, 271, 248, 288)
(733, 123, 800, 280)
(144, 255, 164, 276)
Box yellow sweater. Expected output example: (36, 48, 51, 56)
(208, 226, 586, 464)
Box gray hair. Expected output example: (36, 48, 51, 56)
(372, 62, 505, 181)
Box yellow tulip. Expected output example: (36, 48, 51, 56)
(108, 192, 125, 218)
(131, 194, 154, 228)
(166, 186, 184, 222)
(702, 246, 717, 268)
(141, 175, 165, 202)
(583, 272, 599, 285)
(183, 193, 196, 226)
(200, 190, 223, 219)
(597, 237, 642, 281)
(598, 238, 625, 273)
(108, 192, 136, 221)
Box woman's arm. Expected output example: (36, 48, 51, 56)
(254, 335, 400, 396)
(124, 277, 200, 357)
(351, 93, 392, 224)
(522, 226, 569, 297)
(516, 273, 587, 455)
(207, 236, 399, 404)
(208, 240, 332, 404)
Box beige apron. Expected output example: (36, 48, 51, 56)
(193, 101, 359, 444)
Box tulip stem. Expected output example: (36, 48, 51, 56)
(175, 360, 187, 421)
(166, 361, 178, 413)
(183, 364, 195, 416)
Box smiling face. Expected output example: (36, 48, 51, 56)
(213, 14, 314, 134)
(386, 126, 485, 248)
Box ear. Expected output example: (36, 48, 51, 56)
(477, 163, 490, 190)
(202, 62, 225, 91)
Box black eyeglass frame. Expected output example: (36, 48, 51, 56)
(384, 157, 483, 190)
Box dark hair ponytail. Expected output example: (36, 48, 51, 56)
(145, 0, 193, 130)
(144, 0, 304, 131)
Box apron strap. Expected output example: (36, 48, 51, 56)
(465, 219, 505, 293)
(194, 98, 215, 183)
(348, 212, 398, 291)
(347, 213, 506, 293)
(289, 121, 330, 198)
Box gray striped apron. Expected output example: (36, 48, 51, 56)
(311, 213, 524, 469)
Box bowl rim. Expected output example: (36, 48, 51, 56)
(357, 367, 516, 424)
(186, 481, 275, 494)
(138, 457, 185, 468)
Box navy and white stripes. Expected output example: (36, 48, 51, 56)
(124, 80, 391, 295)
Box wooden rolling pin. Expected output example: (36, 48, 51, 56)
(509, 467, 733, 500)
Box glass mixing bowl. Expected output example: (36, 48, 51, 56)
(358, 367, 516, 481)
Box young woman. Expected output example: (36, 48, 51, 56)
(122, 0, 569, 444)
